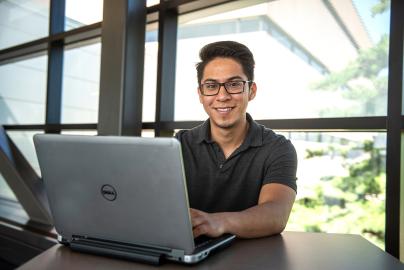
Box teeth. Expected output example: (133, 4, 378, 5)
(217, 108, 232, 112)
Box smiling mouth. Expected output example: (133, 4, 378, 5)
(215, 107, 233, 113)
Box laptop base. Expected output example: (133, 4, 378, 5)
(69, 236, 179, 265)
(59, 234, 236, 265)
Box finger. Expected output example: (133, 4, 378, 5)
(189, 208, 199, 218)
(191, 216, 205, 227)
(193, 224, 207, 238)
(190, 208, 206, 217)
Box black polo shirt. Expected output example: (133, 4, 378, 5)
(175, 113, 297, 213)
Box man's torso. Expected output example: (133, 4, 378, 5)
(176, 114, 297, 213)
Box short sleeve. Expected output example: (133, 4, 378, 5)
(263, 139, 298, 192)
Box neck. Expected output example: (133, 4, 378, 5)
(210, 116, 249, 158)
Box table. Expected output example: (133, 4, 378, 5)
(17, 231, 403, 270)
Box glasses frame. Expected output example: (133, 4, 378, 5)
(199, 80, 253, 96)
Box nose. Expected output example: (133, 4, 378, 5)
(216, 85, 231, 101)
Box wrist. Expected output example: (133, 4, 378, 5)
(218, 212, 237, 235)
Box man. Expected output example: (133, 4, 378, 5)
(175, 41, 297, 239)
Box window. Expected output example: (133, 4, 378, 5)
(0, 0, 50, 50)
(175, 0, 390, 120)
(65, 0, 103, 30)
(65, 0, 159, 31)
(7, 131, 43, 176)
(62, 39, 101, 124)
(61, 130, 97, 135)
(172, 0, 392, 251)
(142, 26, 159, 122)
(283, 131, 386, 249)
(0, 55, 47, 125)
(147, 0, 159, 7)
(0, 173, 17, 201)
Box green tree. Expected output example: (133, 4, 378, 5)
(371, 0, 390, 16)
(335, 141, 382, 200)
(288, 0, 389, 249)
(290, 140, 386, 248)
(311, 0, 390, 117)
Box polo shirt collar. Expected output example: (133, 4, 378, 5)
(195, 119, 213, 144)
(243, 113, 263, 148)
(195, 113, 263, 148)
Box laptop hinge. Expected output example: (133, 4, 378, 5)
(70, 236, 173, 265)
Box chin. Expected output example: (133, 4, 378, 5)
(212, 118, 237, 129)
(207, 109, 242, 129)
(216, 122, 235, 129)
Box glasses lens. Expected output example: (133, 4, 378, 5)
(202, 83, 219, 95)
(225, 81, 244, 93)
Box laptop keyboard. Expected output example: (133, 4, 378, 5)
(194, 235, 214, 249)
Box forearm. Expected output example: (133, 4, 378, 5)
(190, 184, 296, 238)
(220, 201, 292, 238)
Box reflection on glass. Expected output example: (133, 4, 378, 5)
(175, 0, 390, 120)
(147, 0, 159, 7)
(0, 55, 47, 125)
(143, 27, 158, 122)
(0, 173, 17, 201)
(141, 129, 155, 137)
(62, 40, 101, 124)
(65, 0, 103, 30)
(282, 131, 386, 249)
(61, 130, 97, 136)
(0, 0, 50, 50)
(7, 131, 43, 176)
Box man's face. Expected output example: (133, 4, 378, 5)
(198, 57, 256, 130)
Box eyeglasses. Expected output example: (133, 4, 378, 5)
(199, 80, 252, 96)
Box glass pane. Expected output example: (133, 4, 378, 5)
(0, 55, 47, 125)
(0, 173, 17, 201)
(283, 131, 386, 250)
(7, 131, 43, 176)
(65, 0, 103, 31)
(175, 0, 390, 120)
(0, 0, 50, 50)
(62, 39, 101, 124)
(147, 0, 159, 7)
(61, 130, 97, 136)
(141, 129, 155, 137)
(143, 25, 158, 122)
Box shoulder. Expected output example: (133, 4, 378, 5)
(254, 124, 297, 164)
(175, 123, 205, 144)
(260, 124, 294, 150)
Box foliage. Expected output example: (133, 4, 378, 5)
(371, 0, 390, 17)
(336, 141, 382, 198)
(288, 141, 385, 249)
(312, 35, 388, 89)
(305, 148, 326, 159)
(287, 0, 389, 250)
(310, 0, 390, 117)
(311, 35, 388, 116)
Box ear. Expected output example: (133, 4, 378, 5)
(198, 87, 203, 104)
(248, 82, 257, 101)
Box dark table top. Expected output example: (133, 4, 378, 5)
(17, 231, 403, 270)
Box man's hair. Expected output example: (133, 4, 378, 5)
(196, 41, 255, 84)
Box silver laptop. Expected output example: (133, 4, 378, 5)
(33, 134, 235, 264)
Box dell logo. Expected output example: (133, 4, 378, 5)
(101, 184, 117, 201)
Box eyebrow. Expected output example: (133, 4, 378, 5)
(203, 76, 244, 83)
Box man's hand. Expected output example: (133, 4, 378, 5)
(189, 183, 296, 238)
(190, 208, 227, 238)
